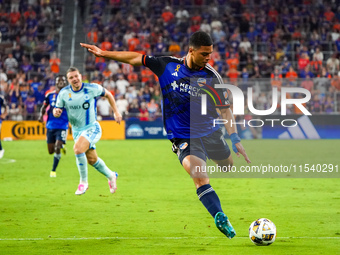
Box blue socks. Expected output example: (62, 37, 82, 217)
(52, 153, 61, 172)
(75, 153, 88, 183)
(92, 157, 113, 179)
(197, 184, 223, 218)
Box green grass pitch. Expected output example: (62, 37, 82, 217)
(0, 139, 339, 255)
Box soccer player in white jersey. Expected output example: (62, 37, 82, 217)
(53, 67, 122, 195)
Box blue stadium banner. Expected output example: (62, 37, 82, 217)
(125, 119, 167, 139)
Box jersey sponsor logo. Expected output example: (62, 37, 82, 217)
(82, 102, 90, 110)
(179, 142, 188, 150)
(170, 80, 201, 97)
(70, 105, 81, 109)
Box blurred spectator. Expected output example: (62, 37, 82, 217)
(297, 52, 310, 72)
(34, 84, 45, 110)
(97, 97, 112, 120)
(270, 67, 283, 90)
(239, 37, 252, 53)
(103, 75, 115, 89)
(126, 85, 137, 103)
(87, 26, 98, 44)
(200, 19, 211, 34)
(116, 74, 130, 94)
(24, 95, 36, 120)
(95, 57, 107, 72)
(4, 53, 18, 79)
(21, 56, 32, 74)
(115, 94, 129, 117)
(324, 95, 334, 113)
(8, 102, 23, 121)
(49, 52, 60, 74)
(108, 60, 120, 75)
(301, 75, 314, 92)
(8, 78, 21, 106)
(30, 76, 42, 92)
(85, 55, 96, 73)
(285, 66, 298, 86)
(102, 67, 112, 79)
(330, 72, 340, 91)
(0, 69, 8, 94)
(127, 71, 139, 86)
(147, 98, 159, 121)
(326, 53, 340, 76)
(139, 102, 149, 121)
(128, 98, 140, 118)
(310, 94, 322, 113)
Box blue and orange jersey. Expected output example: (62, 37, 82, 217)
(43, 90, 69, 130)
(142, 55, 230, 139)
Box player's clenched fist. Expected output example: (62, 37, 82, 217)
(53, 108, 63, 118)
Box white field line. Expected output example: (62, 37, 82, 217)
(0, 236, 339, 241)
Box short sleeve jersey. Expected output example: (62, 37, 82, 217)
(142, 55, 230, 139)
(43, 90, 69, 130)
(55, 83, 105, 131)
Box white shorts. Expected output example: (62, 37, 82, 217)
(72, 122, 102, 150)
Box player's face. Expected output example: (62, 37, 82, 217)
(190, 45, 213, 68)
(67, 71, 82, 91)
(55, 76, 67, 92)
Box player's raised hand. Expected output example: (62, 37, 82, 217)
(235, 142, 251, 164)
(53, 108, 62, 118)
(114, 112, 122, 124)
(80, 43, 103, 57)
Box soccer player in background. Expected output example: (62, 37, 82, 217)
(38, 75, 69, 177)
(81, 31, 251, 239)
(0, 92, 8, 159)
(53, 67, 122, 195)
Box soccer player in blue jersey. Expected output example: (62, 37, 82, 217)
(0, 93, 8, 159)
(53, 67, 122, 195)
(38, 75, 69, 177)
(81, 31, 251, 238)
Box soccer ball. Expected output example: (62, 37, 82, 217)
(249, 218, 276, 246)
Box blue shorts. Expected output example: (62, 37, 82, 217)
(171, 129, 231, 164)
(46, 129, 67, 144)
(72, 122, 102, 150)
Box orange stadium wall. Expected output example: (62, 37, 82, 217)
(1, 121, 125, 140)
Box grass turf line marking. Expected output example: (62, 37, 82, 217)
(1, 236, 339, 241)
(0, 158, 16, 164)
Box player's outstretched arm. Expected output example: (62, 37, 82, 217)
(103, 89, 122, 124)
(53, 108, 63, 118)
(38, 104, 47, 122)
(219, 108, 251, 163)
(80, 43, 143, 66)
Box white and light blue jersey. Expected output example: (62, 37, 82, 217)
(55, 82, 105, 132)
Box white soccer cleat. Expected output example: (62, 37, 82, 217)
(75, 183, 89, 195)
(0, 149, 4, 159)
(50, 171, 56, 177)
(108, 172, 118, 194)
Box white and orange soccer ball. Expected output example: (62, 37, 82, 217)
(249, 218, 277, 246)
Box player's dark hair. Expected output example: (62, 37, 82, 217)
(189, 31, 213, 49)
(67, 66, 79, 74)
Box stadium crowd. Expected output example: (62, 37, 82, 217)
(0, 0, 340, 121)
